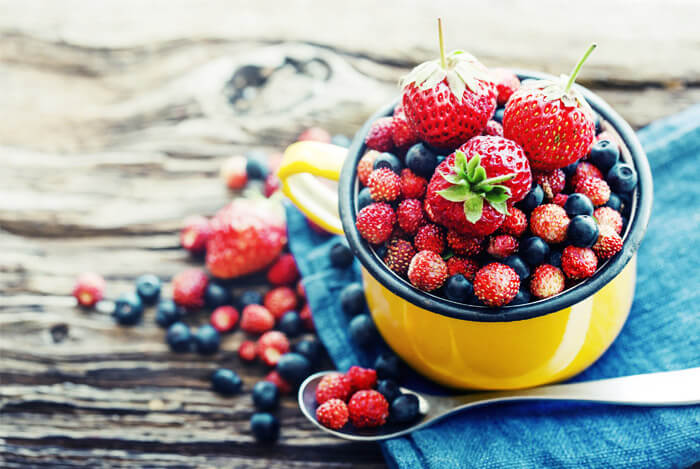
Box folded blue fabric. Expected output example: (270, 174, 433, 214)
(286, 104, 700, 469)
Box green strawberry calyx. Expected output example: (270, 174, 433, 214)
(399, 18, 491, 102)
(437, 151, 514, 224)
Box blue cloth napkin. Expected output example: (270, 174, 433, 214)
(286, 105, 700, 469)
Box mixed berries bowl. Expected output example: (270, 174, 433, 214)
(278, 31, 652, 390)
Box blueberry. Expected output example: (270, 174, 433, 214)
(155, 299, 184, 328)
(444, 275, 474, 303)
(237, 290, 264, 309)
(564, 193, 594, 217)
(250, 412, 280, 443)
(493, 107, 505, 123)
(374, 353, 402, 381)
(518, 185, 544, 213)
(349, 314, 377, 347)
(252, 380, 279, 411)
(245, 153, 269, 180)
(509, 289, 532, 305)
(329, 241, 353, 268)
(135, 274, 161, 305)
(204, 282, 232, 309)
(390, 394, 420, 423)
(373, 152, 403, 174)
(278, 310, 303, 337)
(211, 368, 243, 395)
(331, 134, 352, 148)
(377, 379, 401, 403)
(276, 353, 312, 386)
(567, 215, 599, 248)
(503, 255, 531, 280)
(561, 161, 579, 178)
(520, 236, 550, 266)
(548, 250, 563, 268)
(292, 339, 323, 366)
(605, 193, 622, 211)
(166, 321, 192, 353)
(606, 163, 638, 193)
(405, 143, 438, 178)
(193, 324, 220, 354)
(357, 187, 373, 210)
(112, 292, 144, 326)
(340, 283, 366, 315)
(588, 140, 619, 173)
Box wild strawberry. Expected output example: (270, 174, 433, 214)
(238, 340, 257, 362)
(219, 155, 248, 190)
(316, 372, 352, 404)
(266, 253, 299, 286)
(173, 268, 208, 309)
(503, 45, 597, 170)
(368, 168, 401, 202)
(298, 127, 331, 143)
(530, 204, 570, 244)
(316, 398, 349, 430)
(265, 370, 292, 394)
(397, 199, 425, 235)
(210, 305, 239, 332)
(206, 199, 287, 279)
(180, 215, 211, 254)
(264, 286, 297, 319)
(263, 173, 281, 197)
(492, 68, 521, 106)
(500, 207, 527, 237)
(473, 262, 520, 307)
(575, 177, 611, 206)
(346, 366, 377, 391)
(257, 331, 290, 366)
(240, 304, 275, 333)
(529, 264, 566, 299)
(73, 272, 105, 308)
(482, 120, 504, 137)
(399, 20, 497, 150)
(414, 224, 445, 254)
(571, 161, 603, 188)
(355, 203, 396, 244)
(534, 170, 566, 200)
(553, 193, 568, 207)
(357, 151, 380, 186)
(446, 256, 479, 280)
(393, 100, 405, 119)
(408, 250, 448, 291)
(592, 225, 623, 260)
(424, 137, 531, 236)
(299, 303, 315, 331)
(364, 117, 395, 152)
(593, 207, 623, 234)
(400, 169, 427, 199)
(487, 234, 519, 259)
(447, 231, 484, 256)
(392, 117, 419, 150)
(383, 238, 416, 276)
(561, 246, 598, 280)
(348, 389, 390, 428)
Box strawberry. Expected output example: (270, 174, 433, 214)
(491, 68, 521, 106)
(346, 366, 378, 391)
(487, 234, 519, 259)
(240, 304, 275, 333)
(296, 280, 306, 300)
(392, 117, 419, 150)
(300, 303, 315, 331)
(259, 347, 283, 367)
(553, 193, 568, 207)
(238, 340, 257, 362)
(473, 263, 520, 307)
(364, 117, 395, 152)
(383, 238, 416, 276)
(534, 170, 566, 200)
(530, 204, 570, 244)
(400, 169, 427, 199)
(413, 224, 445, 254)
(593, 207, 623, 234)
(210, 305, 239, 332)
(206, 199, 287, 279)
(256, 331, 290, 366)
(399, 20, 497, 150)
(446, 256, 479, 281)
(482, 120, 504, 137)
(263, 173, 281, 198)
(397, 199, 425, 235)
(266, 253, 299, 286)
(407, 250, 448, 291)
(503, 44, 597, 170)
(173, 268, 208, 309)
(529, 264, 566, 299)
(500, 207, 527, 237)
(561, 246, 598, 280)
(348, 390, 389, 428)
(265, 370, 292, 394)
(219, 155, 248, 190)
(316, 372, 352, 404)
(368, 168, 401, 202)
(575, 177, 611, 206)
(446, 231, 484, 256)
(571, 161, 603, 188)
(264, 286, 297, 319)
(73, 272, 105, 308)
(424, 137, 531, 236)
(393, 100, 406, 119)
(355, 203, 396, 244)
(180, 215, 211, 254)
(357, 151, 380, 186)
(592, 225, 623, 260)
(316, 398, 350, 430)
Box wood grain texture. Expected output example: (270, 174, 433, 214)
(1, 1, 699, 467)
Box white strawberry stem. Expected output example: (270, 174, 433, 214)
(437, 18, 447, 69)
(564, 43, 597, 93)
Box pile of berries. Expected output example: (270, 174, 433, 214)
(354, 34, 637, 308)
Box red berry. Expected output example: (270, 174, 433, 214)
(447, 231, 484, 256)
(500, 208, 527, 237)
(316, 372, 352, 404)
(473, 263, 520, 307)
(529, 264, 566, 299)
(264, 286, 298, 319)
(299, 303, 315, 331)
(399, 168, 427, 199)
(446, 256, 479, 281)
(238, 340, 257, 362)
(296, 280, 306, 300)
(492, 68, 521, 106)
(346, 366, 378, 392)
(407, 251, 448, 292)
(257, 331, 290, 366)
(240, 304, 275, 333)
(397, 198, 425, 235)
(364, 117, 395, 152)
(571, 162, 603, 188)
(593, 207, 623, 235)
(180, 215, 211, 254)
(368, 168, 401, 202)
(173, 268, 208, 309)
(414, 224, 445, 254)
(265, 370, 292, 394)
(219, 155, 248, 190)
(357, 151, 379, 186)
(393, 100, 405, 119)
(575, 177, 611, 207)
(348, 390, 389, 428)
(210, 305, 239, 332)
(72, 272, 105, 308)
(487, 234, 519, 259)
(530, 204, 570, 244)
(482, 120, 504, 137)
(592, 225, 623, 260)
(263, 173, 281, 197)
(561, 246, 598, 280)
(534, 170, 566, 200)
(316, 398, 349, 430)
(553, 193, 569, 207)
(355, 203, 396, 244)
(383, 238, 416, 277)
(266, 254, 299, 286)
(298, 127, 331, 143)
(392, 117, 419, 150)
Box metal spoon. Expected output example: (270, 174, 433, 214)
(298, 367, 700, 441)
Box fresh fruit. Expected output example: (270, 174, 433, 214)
(473, 262, 520, 307)
(252, 380, 280, 410)
(575, 177, 611, 206)
(592, 225, 623, 260)
(374, 353, 402, 381)
(529, 264, 566, 299)
(264, 370, 293, 394)
(263, 175, 280, 198)
(237, 290, 264, 309)
(553, 193, 568, 207)
(155, 299, 184, 328)
(245, 152, 269, 180)
(446, 256, 478, 280)
(534, 170, 566, 200)
(220, 155, 248, 190)
(400, 168, 427, 199)
(571, 162, 603, 188)
(564, 193, 594, 217)
(264, 286, 297, 319)
(493, 107, 504, 123)
(166, 321, 192, 353)
(519, 184, 544, 213)
(240, 304, 275, 333)
(503, 44, 597, 170)
(357, 151, 380, 186)
(348, 390, 389, 428)
(358, 187, 373, 210)
(238, 340, 257, 362)
(397, 199, 425, 234)
(593, 206, 623, 234)
(561, 246, 598, 279)
(276, 352, 312, 386)
(266, 254, 299, 286)
(383, 238, 416, 276)
(391, 394, 420, 423)
(567, 215, 600, 248)
(346, 366, 378, 392)
(73, 272, 105, 308)
(364, 117, 396, 152)
(193, 325, 220, 355)
(487, 234, 519, 259)
(172, 268, 208, 309)
(392, 117, 419, 150)
(210, 305, 239, 332)
(413, 224, 445, 254)
(588, 140, 619, 173)
(376, 379, 402, 404)
(500, 207, 527, 237)
(316, 372, 352, 404)
(405, 143, 438, 178)
(446, 231, 483, 256)
(373, 152, 403, 174)
(278, 311, 303, 338)
(530, 204, 570, 244)
(257, 331, 290, 360)
(292, 339, 322, 366)
(206, 199, 287, 278)
(211, 368, 243, 395)
(316, 399, 350, 430)
(606, 163, 638, 193)
(482, 120, 504, 137)
(180, 216, 211, 254)
(503, 254, 531, 280)
(355, 203, 396, 244)
(204, 282, 233, 309)
(548, 250, 563, 268)
(492, 68, 521, 106)
(408, 250, 448, 291)
(605, 193, 622, 211)
(445, 274, 474, 302)
(349, 314, 378, 346)
(368, 168, 401, 202)
(520, 236, 550, 266)
(299, 127, 332, 143)
(113, 292, 144, 326)
(299, 303, 314, 331)
(250, 412, 280, 443)
(329, 241, 354, 267)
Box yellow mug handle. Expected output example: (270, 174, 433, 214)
(277, 141, 349, 235)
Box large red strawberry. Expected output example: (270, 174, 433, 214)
(206, 199, 287, 278)
(424, 136, 531, 236)
(503, 44, 597, 171)
(399, 19, 497, 150)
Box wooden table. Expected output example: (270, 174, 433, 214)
(1, 2, 698, 467)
